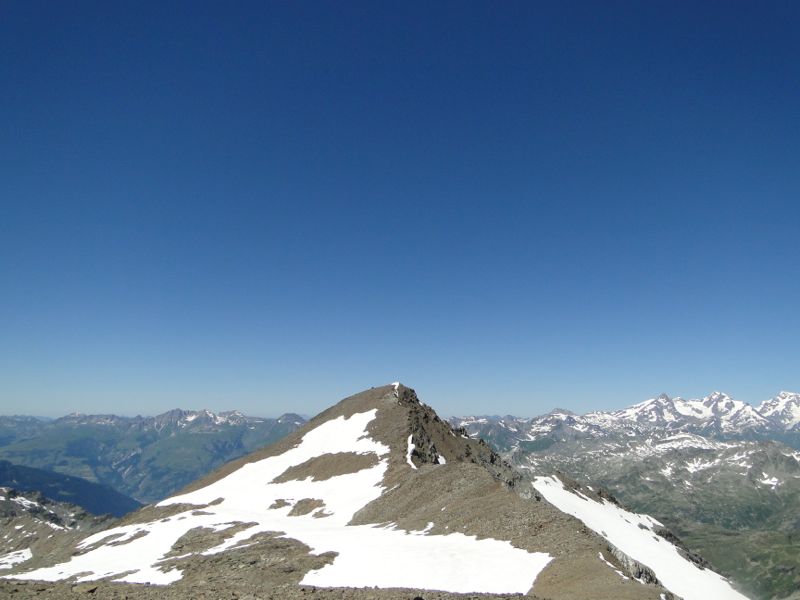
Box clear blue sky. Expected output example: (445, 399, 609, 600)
(1, 1, 798, 418)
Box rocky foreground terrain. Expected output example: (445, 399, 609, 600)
(0, 384, 749, 599)
(0, 579, 546, 600)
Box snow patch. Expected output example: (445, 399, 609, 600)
(758, 474, 780, 488)
(406, 435, 417, 470)
(685, 458, 718, 473)
(0, 549, 32, 570)
(12, 497, 40, 510)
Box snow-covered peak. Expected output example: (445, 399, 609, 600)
(547, 407, 576, 416)
(696, 392, 770, 431)
(702, 391, 737, 411)
(758, 391, 800, 430)
(610, 394, 683, 425)
(276, 413, 306, 426)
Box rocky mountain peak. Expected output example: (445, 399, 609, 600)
(1, 383, 746, 600)
(276, 412, 306, 425)
(703, 391, 736, 411)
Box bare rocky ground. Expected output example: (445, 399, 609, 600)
(0, 579, 540, 600)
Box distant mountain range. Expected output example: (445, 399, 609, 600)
(450, 390, 800, 600)
(454, 390, 800, 444)
(0, 409, 306, 503)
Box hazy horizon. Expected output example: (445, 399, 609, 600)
(3, 384, 797, 422)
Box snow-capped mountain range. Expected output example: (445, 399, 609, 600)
(455, 390, 800, 443)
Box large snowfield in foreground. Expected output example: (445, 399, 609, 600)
(6, 410, 551, 593)
(532, 475, 750, 600)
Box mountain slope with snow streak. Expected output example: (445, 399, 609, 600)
(534, 475, 748, 600)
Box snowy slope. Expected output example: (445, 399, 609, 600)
(533, 475, 748, 600)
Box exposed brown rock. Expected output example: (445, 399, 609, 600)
(272, 453, 380, 483)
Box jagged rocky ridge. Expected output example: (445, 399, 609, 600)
(1, 384, 747, 600)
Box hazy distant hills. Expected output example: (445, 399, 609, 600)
(0, 410, 306, 503)
(451, 391, 800, 600)
(0, 460, 140, 517)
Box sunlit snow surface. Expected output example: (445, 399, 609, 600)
(7, 410, 551, 593)
(532, 476, 749, 600)
(0, 549, 31, 570)
(405, 434, 417, 469)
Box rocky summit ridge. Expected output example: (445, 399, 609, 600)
(1, 384, 749, 599)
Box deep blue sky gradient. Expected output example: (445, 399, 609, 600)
(2, 1, 799, 417)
